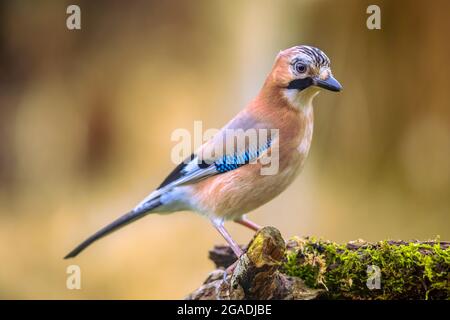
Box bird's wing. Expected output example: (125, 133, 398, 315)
(135, 110, 275, 211)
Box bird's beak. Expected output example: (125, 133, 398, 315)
(314, 75, 342, 92)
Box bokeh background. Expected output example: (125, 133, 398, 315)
(0, 0, 449, 299)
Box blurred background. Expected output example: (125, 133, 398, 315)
(0, 0, 448, 299)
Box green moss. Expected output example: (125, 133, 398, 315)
(282, 237, 449, 299)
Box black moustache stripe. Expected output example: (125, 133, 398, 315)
(286, 77, 313, 91)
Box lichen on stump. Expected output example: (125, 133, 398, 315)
(186, 227, 449, 300)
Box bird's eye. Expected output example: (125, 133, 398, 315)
(294, 62, 307, 74)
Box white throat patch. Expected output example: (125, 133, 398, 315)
(282, 86, 320, 110)
(297, 105, 314, 155)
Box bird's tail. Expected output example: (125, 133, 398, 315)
(64, 199, 161, 259)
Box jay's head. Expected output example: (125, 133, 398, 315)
(270, 45, 342, 105)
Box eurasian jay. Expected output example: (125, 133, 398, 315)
(65, 45, 342, 260)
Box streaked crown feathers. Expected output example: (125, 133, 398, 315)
(279, 45, 330, 67)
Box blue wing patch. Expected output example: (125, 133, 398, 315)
(214, 138, 272, 173)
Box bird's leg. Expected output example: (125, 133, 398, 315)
(211, 218, 244, 280)
(234, 215, 262, 232)
(211, 218, 243, 258)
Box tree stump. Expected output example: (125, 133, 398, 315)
(186, 227, 449, 300)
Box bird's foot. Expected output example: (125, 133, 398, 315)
(222, 259, 239, 283)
